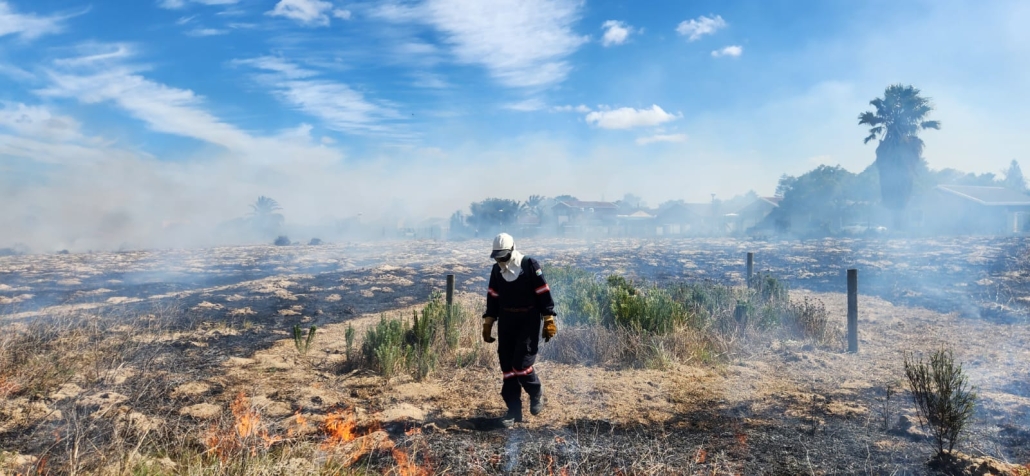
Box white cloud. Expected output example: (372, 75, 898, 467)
(0, 1, 68, 39)
(551, 104, 591, 113)
(185, 27, 229, 37)
(158, 0, 239, 9)
(375, 0, 588, 89)
(267, 0, 339, 26)
(676, 14, 726, 41)
(503, 98, 546, 112)
(239, 56, 403, 134)
(411, 71, 450, 89)
(0, 103, 83, 142)
(585, 105, 680, 129)
(332, 9, 351, 20)
(711, 45, 743, 57)
(635, 133, 687, 145)
(601, 20, 633, 47)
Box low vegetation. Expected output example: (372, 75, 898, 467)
(904, 347, 978, 458)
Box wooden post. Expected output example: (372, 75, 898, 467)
(446, 274, 455, 310)
(847, 269, 858, 353)
(746, 252, 754, 288)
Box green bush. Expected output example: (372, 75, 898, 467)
(783, 297, 830, 342)
(361, 316, 406, 378)
(291, 325, 316, 354)
(547, 267, 607, 326)
(904, 348, 978, 457)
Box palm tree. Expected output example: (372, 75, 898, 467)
(858, 85, 940, 226)
(249, 196, 284, 234)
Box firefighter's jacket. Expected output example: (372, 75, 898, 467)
(483, 256, 555, 320)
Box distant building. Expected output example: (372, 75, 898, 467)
(615, 210, 657, 237)
(924, 185, 1030, 234)
(734, 197, 781, 232)
(552, 200, 619, 235)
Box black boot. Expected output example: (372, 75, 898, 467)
(530, 393, 544, 416)
(500, 406, 522, 428)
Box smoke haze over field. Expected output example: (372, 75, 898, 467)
(1, 0, 1029, 251)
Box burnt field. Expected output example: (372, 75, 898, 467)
(1, 237, 1029, 475)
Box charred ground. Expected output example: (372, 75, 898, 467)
(1, 237, 1029, 475)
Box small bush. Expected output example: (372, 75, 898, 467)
(273, 235, 291, 246)
(292, 325, 316, 354)
(904, 348, 978, 456)
(361, 317, 406, 378)
(344, 324, 355, 360)
(783, 297, 830, 342)
(751, 273, 789, 304)
(308, 238, 323, 246)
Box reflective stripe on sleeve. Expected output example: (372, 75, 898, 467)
(535, 284, 550, 295)
(488, 288, 499, 297)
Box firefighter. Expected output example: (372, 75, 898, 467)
(481, 233, 558, 427)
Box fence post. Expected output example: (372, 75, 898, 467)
(446, 274, 455, 313)
(746, 252, 754, 288)
(847, 269, 858, 353)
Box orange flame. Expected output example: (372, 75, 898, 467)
(205, 392, 281, 461)
(321, 408, 359, 447)
(695, 448, 708, 464)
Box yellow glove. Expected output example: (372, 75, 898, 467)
(542, 315, 557, 342)
(482, 316, 496, 343)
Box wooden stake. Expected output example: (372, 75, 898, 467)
(847, 269, 858, 353)
(746, 252, 754, 287)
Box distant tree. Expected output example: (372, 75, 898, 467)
(523, 195, 547, 217)
(770, 165, 859, 234)
(467, 198, 521, 233)
(1003, 160, 1026, 192)
(775, 175, 797, 198)
(250, 196, 284, 237)
(449, 210, 472, 239)
(858, 84, 941, 224)
(553, 194, 578, 205)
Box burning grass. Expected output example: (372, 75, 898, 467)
(2, 240, 1029, 475)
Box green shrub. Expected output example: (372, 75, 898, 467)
(783, 297, 830, 342)
(291, 325, 316, 354)
(406, 308, 438, 381)
(273, 235, 291, 246)
(361, 316, 406, 378)
(344, 324, 355, 359)
(547, 267, 607, 326)
(751, 273, 789, 303)
(904, 348, 978, 457)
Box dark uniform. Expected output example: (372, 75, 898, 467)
(483, 256, 555, 416)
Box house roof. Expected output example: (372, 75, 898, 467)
(617, 210, 655, 219)
(553, 200, 618, 210)
(735, 197, 780, 217)
(936, 185, 1030, 206)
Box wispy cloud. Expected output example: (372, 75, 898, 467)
(267, 0, 347, 27)
(676, 14, 726, 41)
(185, 27, 229, 37)
(585, 105, 680, 129)
(411, 71, 450, 89)
(601, 20, 634, 47)
(711, 45, 742, 58)
(0, 102, 84, 142)
(503, 98, 546, 112)
(374, 0, 588, 89)
(157, 0, 240, 9)
(0, 1, 71, 40)
(551, 104, 591, 113)
(238, 56, 403, 134)
(636, 133, 687, 145)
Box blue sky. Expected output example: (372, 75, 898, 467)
(1, 0, 1029, 248)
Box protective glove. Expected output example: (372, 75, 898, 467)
(482, 316, 496, 343)
(542, 315, 557, 342)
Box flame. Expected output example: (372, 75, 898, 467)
(205, 393, 281, 461)
(321, 408, 359, 447)
(0, 376, 20, 399)
(695, 448, 708, 464)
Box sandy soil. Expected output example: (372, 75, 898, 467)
(1, 237, 1029, 474)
